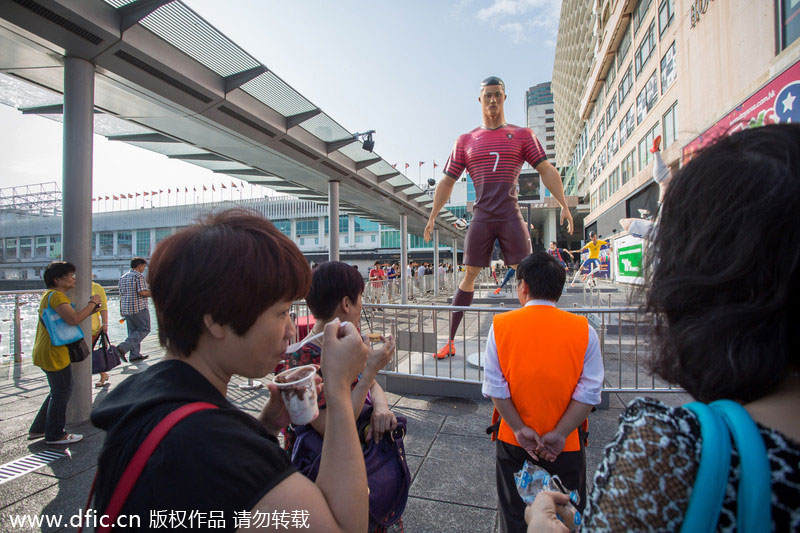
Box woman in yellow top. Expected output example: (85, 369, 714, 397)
(91, 279, 110, 388)
(29, 261, 101, 445)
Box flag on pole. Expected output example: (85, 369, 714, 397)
(202, 186, 207, 191)
(136, 192, 141, 197)
(221, 183, 226, 189)
(105, 196, 110, 200)
(143, 192, 149, 196)
(212, 184, 216, 191)
(168, 189, 171, 194)
(419, 161, 425, 167)
(159, 190, 163, 194)
(404, 163, 409, 169)
(392, 163, 397, 168)
(113, 195, 119, 200)
(231, 181, 237, 188)
(433, 161, 438, 169)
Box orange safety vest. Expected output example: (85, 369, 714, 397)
(493, 304, 589, 452)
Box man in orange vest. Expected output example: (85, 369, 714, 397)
(482, 251, 603, 532)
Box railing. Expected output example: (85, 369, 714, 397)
(350, 302, 681, 394)
(3, 289, 678, 395)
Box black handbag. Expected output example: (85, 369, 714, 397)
(92, 332, 124, 374)
(67, 338, 90, 363)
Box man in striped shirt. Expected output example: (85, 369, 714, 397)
(118, 257, 151, 361)
(424, 76, 574, 359)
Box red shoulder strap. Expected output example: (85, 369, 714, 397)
(80, 401, 218, 533)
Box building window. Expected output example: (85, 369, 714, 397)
(381, 230, 400, 248)
(154, 228, 171, 246)
(354, 217, 379, 232)
(658, 0, 674, 37)
(606, 94, 618, 127)
(545, 108, 554, 114)
(118, 231, 132, 257)
(610, 166, 620, 195)
(633, 0, 654, 34)
(355, 235, 364, 244)
(136, 231, 150, 257)
(596, 81, 605, 109)
(662, 101, 678, 148)
(19, 237, 32, 259)
(621, 149, 636, 185)
(635, 21, 656, 77)
(296, 219, 318, 236)
(636, 70, 659, 124)
(545, 117, 554, 123)
(99, 232, 114, 257)
(618, 24, 632, 61)
(597, 118, 606, 142)
(780, 0, 800, 50)
(607, 130, 619, 158)
(35, 236, 47, 258)
(546, 127, 555, 132)
(546, 135, 555, 141)
(619, 105, 636, 146)
(49, 235, 61, 259)
(591, 191, 598, 211)
(638, 122, 660, 170)
(339, 215, 349, 234)
(618, 63, 633, 105)
(599, 179, 608, 204)
(606, 58, 617, 91)
(660, 42, 676, 93)
(273, 219, 291, 236)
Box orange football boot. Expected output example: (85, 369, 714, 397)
(434, 340, 455, 359)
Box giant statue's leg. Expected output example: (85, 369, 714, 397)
(435, 221, 495, 359)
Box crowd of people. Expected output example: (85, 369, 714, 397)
(25, 123, 799, 531)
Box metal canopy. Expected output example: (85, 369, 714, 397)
(0, 0, 464, 243)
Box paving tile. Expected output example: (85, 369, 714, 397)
(392, 407, 444, 457)
(0, 470, 59, 510)
(410, 433, 497, 509)
(439, 409, 494, 438)
(406, 454, 424, 483)
(401, 496, 496, 533)
(393, 394, 489, 416)
(0, 467, 96, 533)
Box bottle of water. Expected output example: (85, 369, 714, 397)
(514, 460, 582, 530)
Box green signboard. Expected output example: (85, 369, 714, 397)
(617, 243, 643, 278)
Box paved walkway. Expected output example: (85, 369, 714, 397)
(0, 285, 690, 532)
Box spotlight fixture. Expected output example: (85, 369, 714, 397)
(353, 130, 376, 152)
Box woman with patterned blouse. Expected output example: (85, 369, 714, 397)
(527, 124, 800, 531)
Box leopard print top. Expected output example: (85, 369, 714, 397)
(584, 398, 800, 531)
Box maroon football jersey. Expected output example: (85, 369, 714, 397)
(443, 124, 547, 221)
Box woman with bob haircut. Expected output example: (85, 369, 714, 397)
(29, 261, 101, 445)
(91, 209, 371, 531)
(526, 124, 800, 531)
(282, 260, 397, 448)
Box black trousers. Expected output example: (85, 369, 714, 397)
(496, 439, 586, 533)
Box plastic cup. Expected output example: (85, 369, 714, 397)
(273, 364, 319, 425)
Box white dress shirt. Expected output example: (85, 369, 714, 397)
(481, 299, 604, 405)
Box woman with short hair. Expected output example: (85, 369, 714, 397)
(92, 209, 371, 531)
(29, 261, 101, 445)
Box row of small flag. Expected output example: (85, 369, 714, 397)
(391, 161, 438, 169)
(92, 182, 243, 201)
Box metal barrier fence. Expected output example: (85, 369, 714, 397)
(2, 289, 678, 395)
(349, 302, 681, 394)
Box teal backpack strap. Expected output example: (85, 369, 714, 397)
(710, 400, 771, 533)
(681, 402, 732, 533)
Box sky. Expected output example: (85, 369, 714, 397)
(0, 0, 562, 202)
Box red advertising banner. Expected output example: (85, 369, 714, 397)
(682, 58, 800, 162)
